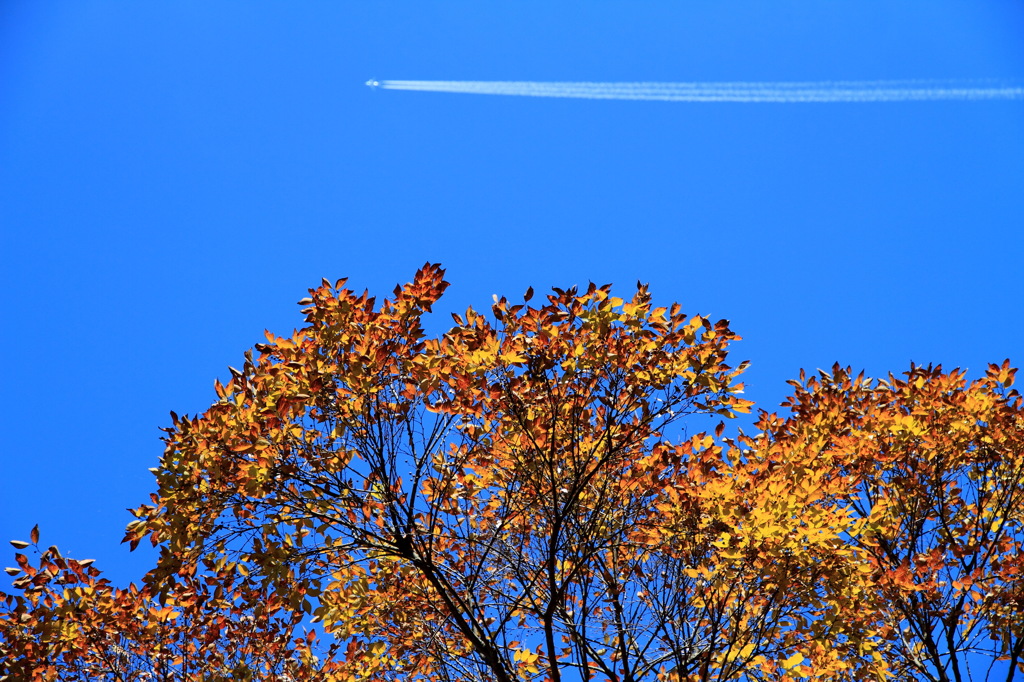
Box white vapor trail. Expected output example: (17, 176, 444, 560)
(374, 80, 1024, 102)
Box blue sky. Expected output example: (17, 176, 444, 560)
(1, 2, 1022, 589)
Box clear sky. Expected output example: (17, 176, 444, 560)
(1, 2, 1022, 589)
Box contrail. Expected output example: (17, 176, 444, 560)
(367, 79, 1024, 102)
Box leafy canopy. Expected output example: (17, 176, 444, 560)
(2, 265, 1022, 682)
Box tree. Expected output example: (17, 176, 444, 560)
(758, 362, 1024, 682)
(0, 527, 337, 681)
(2, 264, 1022, 681)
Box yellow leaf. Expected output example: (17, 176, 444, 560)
(723, 642, 750, 664)
(782, 652, 804, 670)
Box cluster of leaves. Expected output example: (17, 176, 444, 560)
(1, 527, 334, 681)
(2, 265, 1022, 682)
(762, 361, 1024, 681)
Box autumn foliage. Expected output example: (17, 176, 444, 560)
(2, 264, 1022, 682)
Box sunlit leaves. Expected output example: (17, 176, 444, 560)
(116, 265, 782, 682)
(3, 265, 1021, 682)
(0, 528, 338, 681)
(766, 362, 1024, 681)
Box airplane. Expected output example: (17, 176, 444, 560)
(366, 79, 380, 89)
